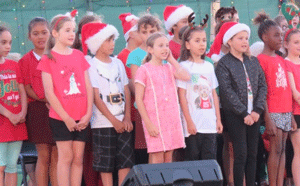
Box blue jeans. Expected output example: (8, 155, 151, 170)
(0, 141, 23, 173)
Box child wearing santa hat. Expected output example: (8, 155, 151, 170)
(81, 22, 134, 186)
(163, 4, 193, 60)
(215, 22, 267, 186)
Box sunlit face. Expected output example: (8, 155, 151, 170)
(0, 31, 12, 58)
(186, 30, 207, 59)
(97, 35, 115, 56)
(29, 23, 50, 50)
(228, 31, 249, 54)
(285, 32, 300, 56)
(148, 36, 169, 61)
(53, 21, 76, 47)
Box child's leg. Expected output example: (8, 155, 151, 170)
(222, 132, 234, 186)
(50, 145, 58, 186)
(268, 129, 288, 186)
(149, 152, 164, 164)
(291, 129, 300, 186)
(201, 134, 217, 160)
(0, 142, 8, 186)
(35, 143, 51, 186)
(118, 168, 130, 186)
(56, 141, 73, 186)
(277, 130, 288, 186)
(5, 141, 23, 186)
(164, 150, 174, 163)
(100, 172, 113, 186)
(25, 164, 36, 186)
(70, 141, 85, 186)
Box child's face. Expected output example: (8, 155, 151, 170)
(186, 31, 207, 58)
(285, 32, 300, 56)
(228, 31, 249, 54)
(280, 19, 288, 34)
(0, 31, 12, 58)
(138, 24, 158, 43)
(264, 26, 283, 51)
(53, 21, 76, 47)
(292, 15, 299, 29)
(29, 23, 50, 50)
(129, 30, 143, 46)
(221, 13, 232, 22)
(173, 17, 189, 34)
(148, 36, 169, 60)
(232, 13, 239, 23)
(98, 35, 115, 56)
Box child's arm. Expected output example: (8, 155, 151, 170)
(212, 89, 223, 134)
(18, 83, 28, 123)
(264, 103, 277, 136)
(288, 72, 300, 105)
(0, 104, 21, 125)
(123, 84, 133, 132)
(178, 87, 197, 135)
(42, 72, 77, 132)
(167, 53, 190, 81)
(24, 84, 47, 102)
(130, 64, 139, 94)
(93, 88, 125, 133)
(135, 83, 159, 137)
(77, 70, 93, 131)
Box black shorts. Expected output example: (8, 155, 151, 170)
(294, 115, 300, 128)
(49, 118, 89, 142)
(184, 133, 217, 161)
(92, 128, 134, 172)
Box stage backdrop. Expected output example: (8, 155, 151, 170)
(0, 0, 279, 55)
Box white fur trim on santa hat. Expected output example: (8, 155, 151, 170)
(250, 41, 264, 57)
(211, 54, 222, 64)
(165, 6, 193, 32)
(223, 23, 251, 47)
(125, 14, 139, 22)
(85, 25, 119, 55)
(124, 24, 137, 42)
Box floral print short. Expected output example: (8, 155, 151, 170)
(269, 112, 292, 132)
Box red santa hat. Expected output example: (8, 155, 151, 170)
(81, 22, 119, 55)
(207, 22, 250, 62)
(119, 13, 139, 42)
(163, 5, 193, 33)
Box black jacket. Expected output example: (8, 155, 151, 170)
(215, 53, 267, 118)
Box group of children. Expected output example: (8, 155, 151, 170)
(1, 2, 300, 186)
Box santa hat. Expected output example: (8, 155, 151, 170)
(163, 5, 193, 33)
(250, 41, 264, 57)
(207, 22, 250, 62)
(81, 22, 119, 55)
(119, 13, 139, 42)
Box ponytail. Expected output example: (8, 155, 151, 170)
(143, 53, 152, 64)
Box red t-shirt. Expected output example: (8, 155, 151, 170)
(257, 54, 292, 113)
(169, 40, 181, 60)
(19, 50, 45, 100)
(37, 49, 90, 121)
(117, 48, 132, 79)
(0, 59, 28, 142)
(117, 48, 136, 122)
(285, 59, 300, 115)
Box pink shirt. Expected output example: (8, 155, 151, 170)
(0, 59, 28, 142)
(37, 49, 90, 121)
(257, 54, 292, 113)
(286, 59, 300, 115)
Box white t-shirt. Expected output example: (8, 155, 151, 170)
(88, 56, 129, 129)
(177, 60, 219, 137)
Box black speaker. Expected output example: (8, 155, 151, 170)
(121, 160, 223, 186)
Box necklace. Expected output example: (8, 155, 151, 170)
(160, 66, 168, 101)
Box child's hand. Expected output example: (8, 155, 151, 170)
(294, 92, 300, 105)
(216, 120, 223, 134)
(187, 121, 197, 135)
(265, 118, 277, 136)
(19, 112, 26, 124)
(123, 117, 133, 132)
(112, 119, 125, 133)
(77, 114, 91, 131)
(9, 113, 21, 126)
(145, 121, 159, 137)
(166, 50, 176, 64)
(64, 117, 77, 132)
(244, 115, 254, 126)
(45, 103, 51, 110)
(250, 111, 260, 123)
(292, 118, 297, 131)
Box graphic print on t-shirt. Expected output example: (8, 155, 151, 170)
(66, 73, 81, 95)
(60, 67, 82, 96)
(192, 74, 213, 109)
(276, 63, 287, 89)
(0, 69, 20, 107)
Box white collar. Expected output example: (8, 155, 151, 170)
(33, 51, 41, 61)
